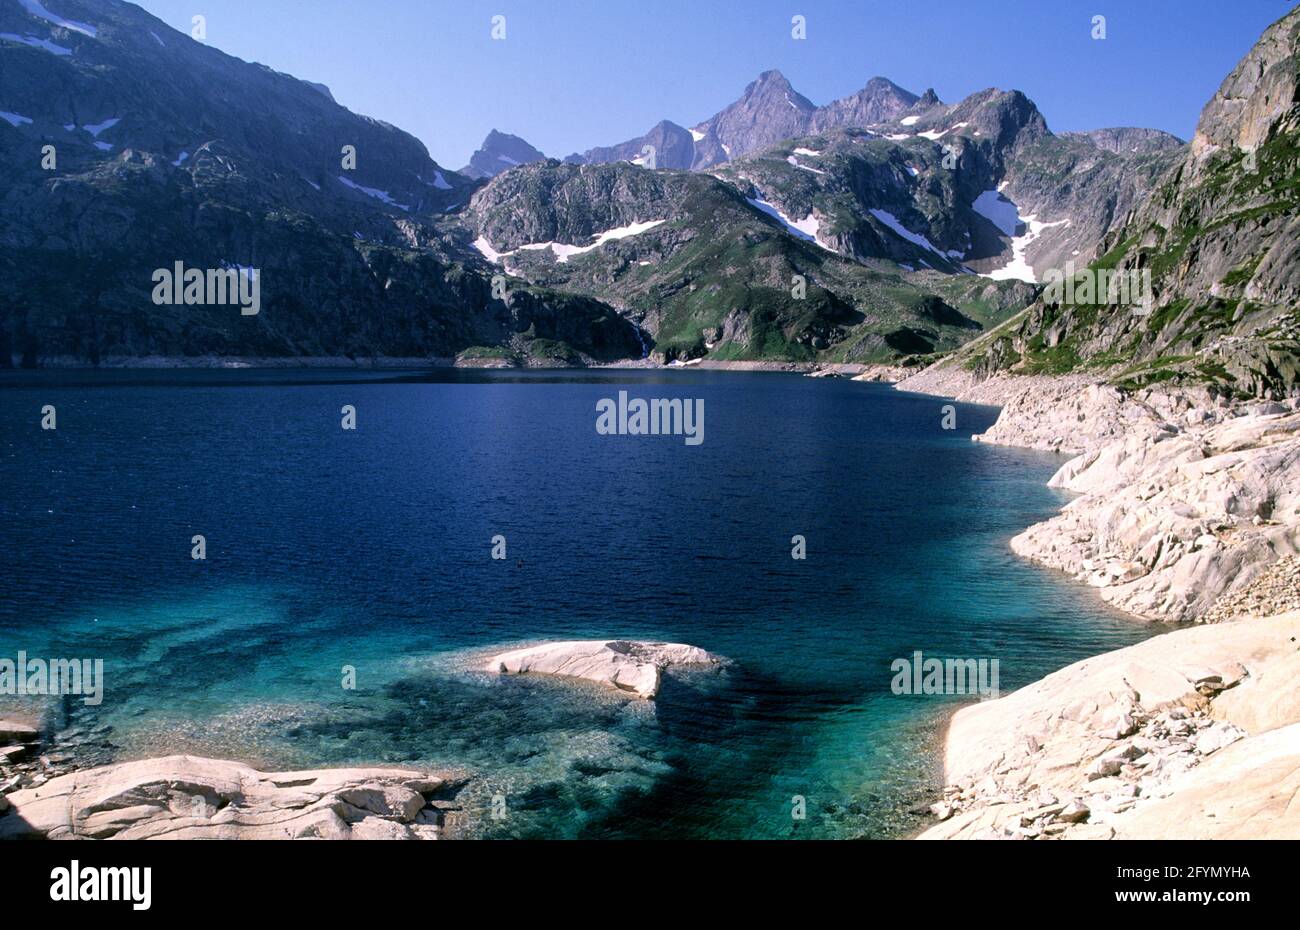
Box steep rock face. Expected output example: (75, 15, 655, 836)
(460, 130, 546, 179)
(691, 70, 816, 167)
(1192, 12, 1300, 161)
(0, 0, 641, 365)
(963, 8, 1300, 396)
(468, 160, 691, 249)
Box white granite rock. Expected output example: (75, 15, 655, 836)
(918, 611, 1300, 840)
(484, 640, 721, 699)
(0, 754, 464, 840)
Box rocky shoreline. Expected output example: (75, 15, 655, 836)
(896, 364, 1300, 839)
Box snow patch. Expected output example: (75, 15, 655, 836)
(0, 32, 72, 54)
(985, 213, 1071, 283)
(476, 220, 667, 264)
(900, 115, 920, 126)
(496, 154, 520, 166)
(150, 30, 165, 47)
(971, 189, 1022, 237)
(918, 128, 948, 141)
(338, 175, 410, 211)
(82, 117, 119, 137)
(792, 147, 821, 157)
(869, 209, 945, 257)
(972, 189, 1070, 282)
(430, 171, 452, 190)
(689, 128, 706, 142)
(93, 141, 112, 151)
(746, 196, 838, 255)
(548, 220, 666, 261)
(172, 151, 189, 167)
(473, 236, 503, 263)
(0, 111, 34, 127)
(786, 155, 827, 175)
(885, 133, 910, 141)
(18, 0, 97, 37)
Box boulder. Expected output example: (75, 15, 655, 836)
(0, 721, 39, 742)
(483, 640, 722, 699)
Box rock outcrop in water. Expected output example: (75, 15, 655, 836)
(0, 754, 468, 840)
(484, 640, 722, 699)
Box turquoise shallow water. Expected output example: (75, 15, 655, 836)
(0, 368, 1153, 838)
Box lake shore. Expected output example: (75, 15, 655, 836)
(895, 362, 1300, 839)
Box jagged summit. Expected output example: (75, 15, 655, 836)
(460, 130, 547, 180)
(576, 70, 928, 170)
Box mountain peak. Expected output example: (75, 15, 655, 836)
(460, 130, 546, 180)
(1191, 6, 1300, 164)
(809, 76, 921, 133)
(740, 69, 815, 109)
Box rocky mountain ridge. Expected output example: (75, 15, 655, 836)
(947, 6, 1300, 397)
(569, 69, 929, 171)
(461, 158, 1037, 363)
(2, 0, 1285, 382)
(0, 0, 642, 365)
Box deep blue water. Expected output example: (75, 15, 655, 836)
(0, 368, 1152, 838)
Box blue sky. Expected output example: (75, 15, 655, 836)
(133, 0, 1293, 169)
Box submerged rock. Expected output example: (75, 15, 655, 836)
(484, 640, 723, 699)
